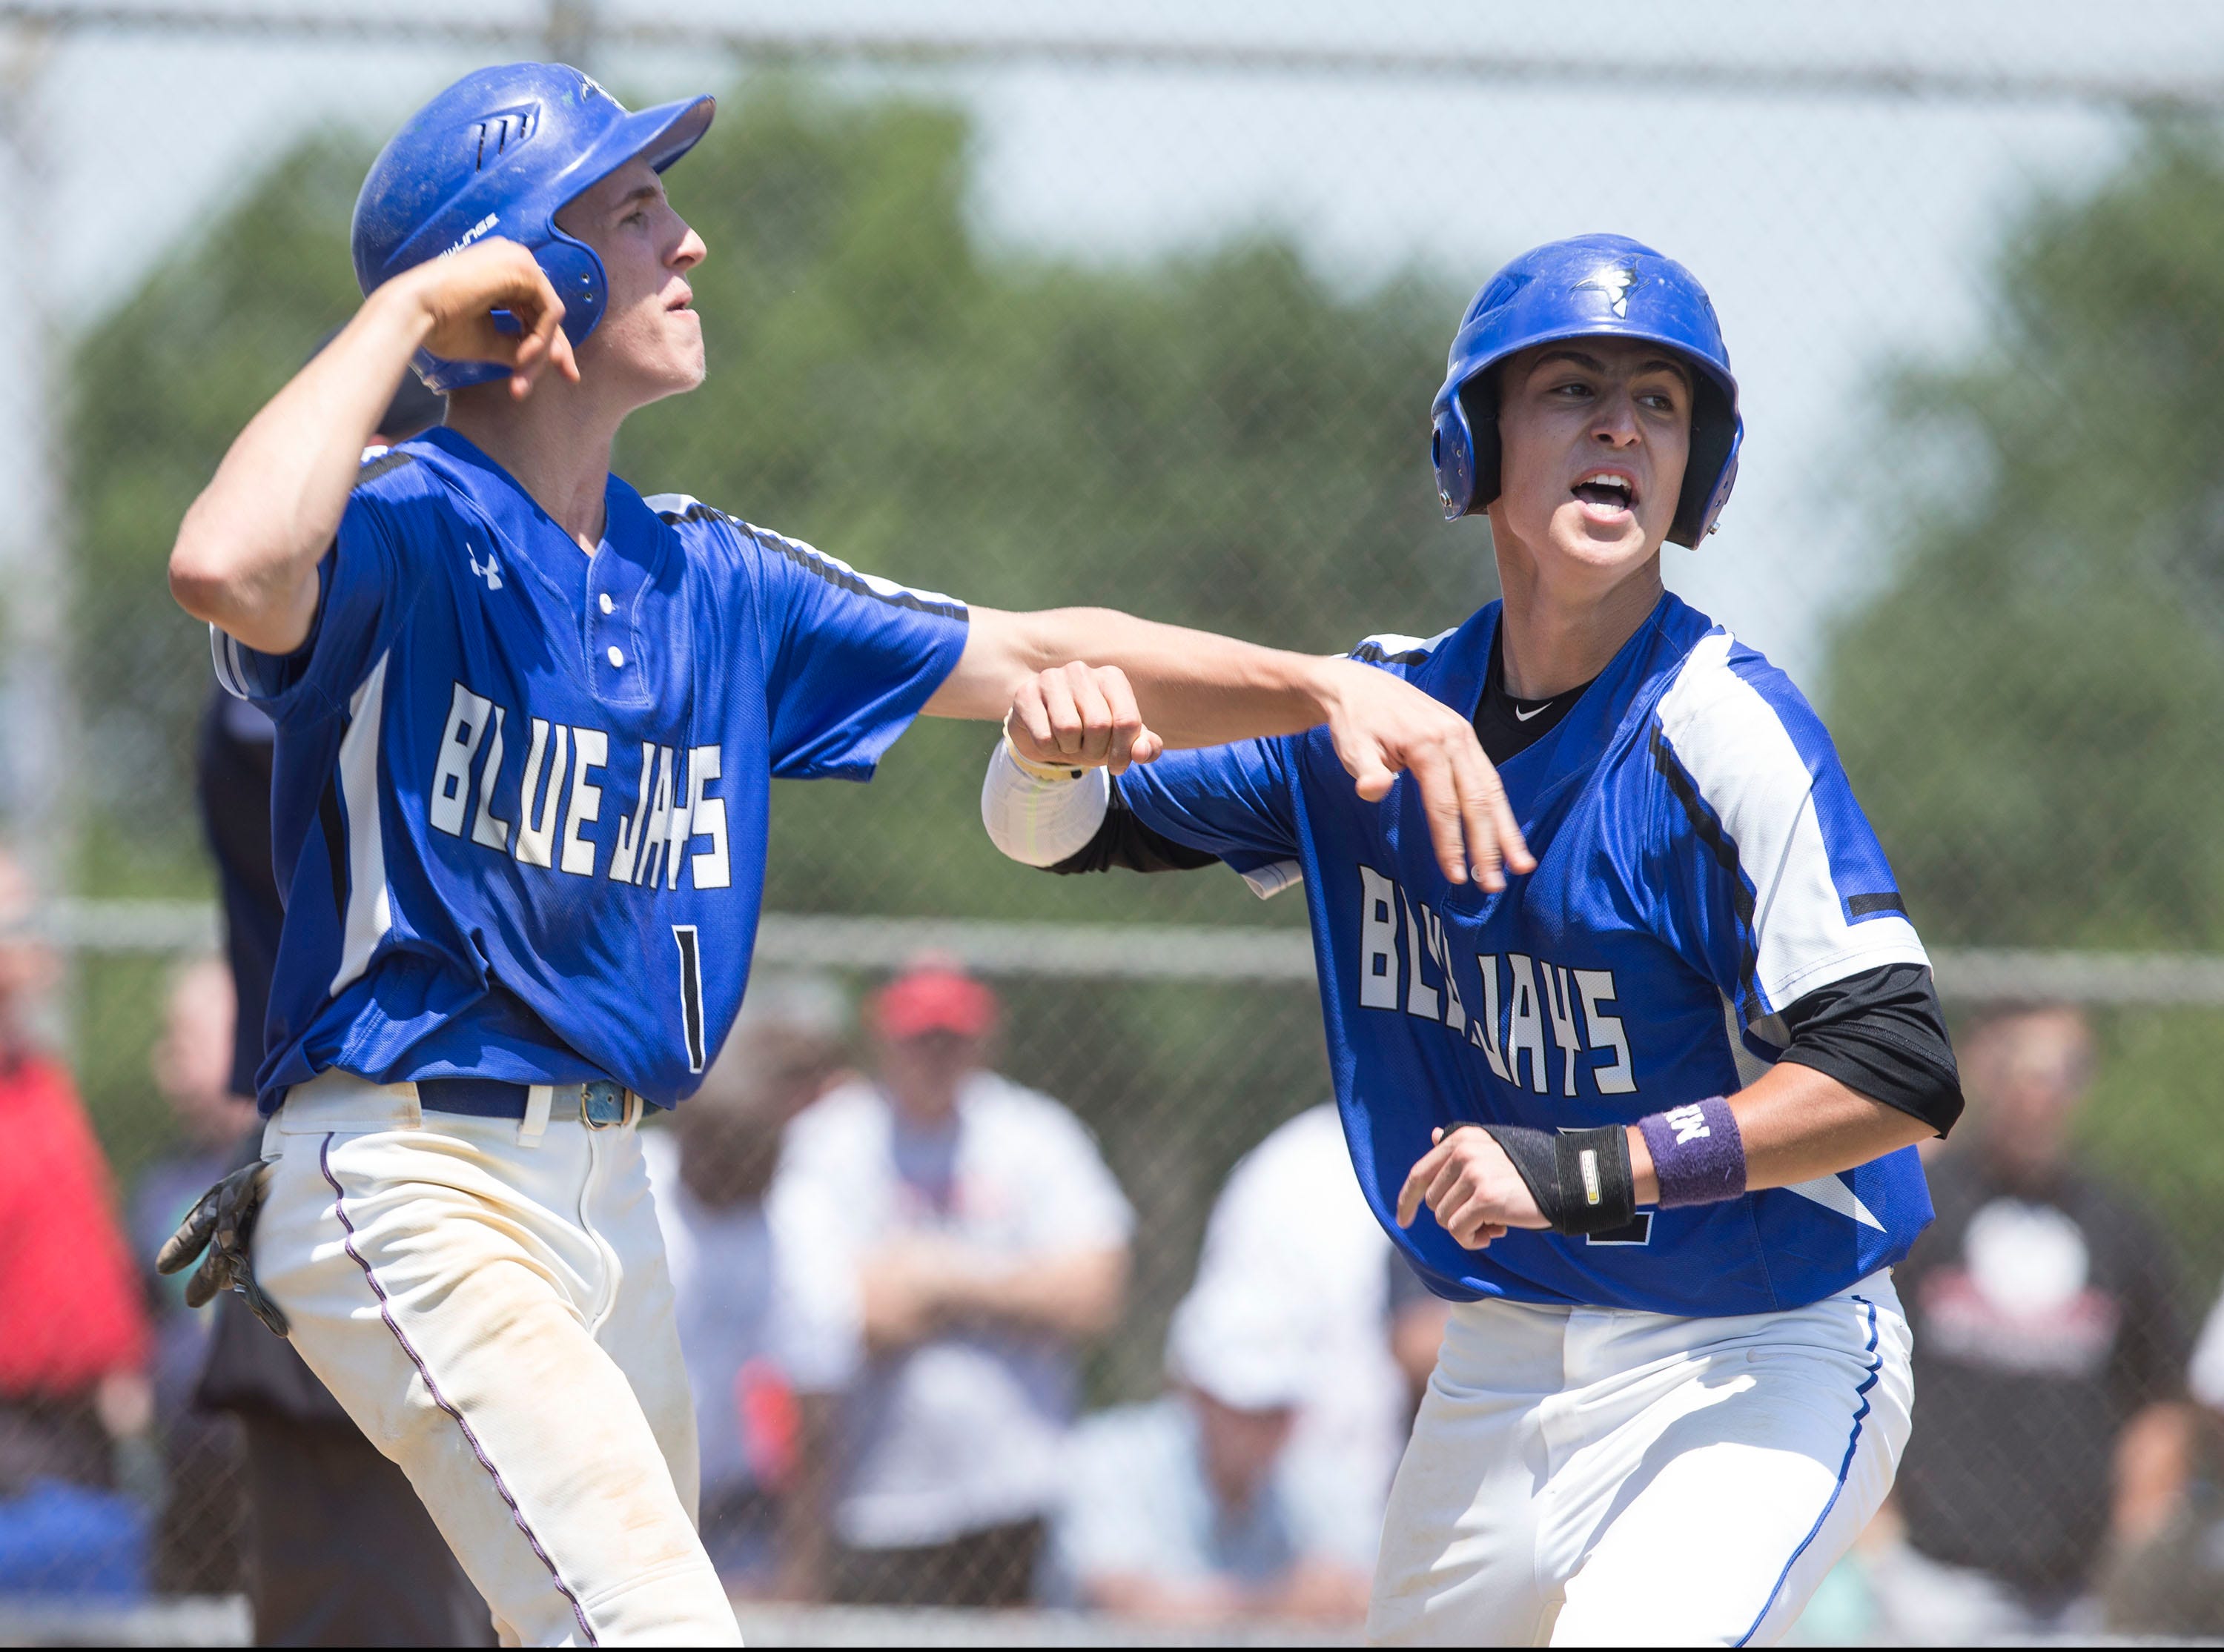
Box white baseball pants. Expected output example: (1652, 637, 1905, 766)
(251, 1073, 743, 1647)
(1368, 1274, 1912, 1648)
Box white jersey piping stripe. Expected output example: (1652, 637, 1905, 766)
(210, 623, 251, 700)
(1348, 626, 1457, 667)
(328, 651, 393, 998)
(1240, 859, 1305, 900)
(1652, 631, 1927, 1016)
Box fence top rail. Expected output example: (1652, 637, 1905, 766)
(1, 1, 2220, 112)
(29, 900, 2224, 1006)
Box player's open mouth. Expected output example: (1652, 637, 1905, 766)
(1571, 471, 1637, 517)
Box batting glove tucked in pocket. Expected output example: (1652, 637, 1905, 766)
(155, 1160, 288, 1336)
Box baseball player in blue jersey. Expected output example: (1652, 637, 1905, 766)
(983, 235, 1966, 1645)
(151, 64, 1525, 1646)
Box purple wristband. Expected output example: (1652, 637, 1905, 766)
(1638, 1095, 1747, 1209)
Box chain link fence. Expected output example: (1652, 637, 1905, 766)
(1, 1, 2224, 1640)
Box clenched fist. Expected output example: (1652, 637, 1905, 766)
(392, 238, 581, 399)
(1006, 661, 1165, 775)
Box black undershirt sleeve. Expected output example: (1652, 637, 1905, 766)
(1045, 779, 1219, 876)
(1773, 962, 1964, 1137)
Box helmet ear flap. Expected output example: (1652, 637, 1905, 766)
(1432, 397, 1475, 522)
(535, 235, 607, 348)
(1432, 377, 1501, 523)
(1667, 375, 1740, 548)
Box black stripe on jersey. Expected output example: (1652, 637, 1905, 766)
(655, 502, 725, 526)
(354, 449, 416, 489)
(1587, 1211, 1653, 1247)
(755, 532, 966, 620)
(671, 925, 707, 1074)
(1349, 640, 1436, 667)
(1647, 723, 1764, 1018)
(652, 501, 966, 620)
(317, 774, 348, 929)
(1846, 891, 1907, 918)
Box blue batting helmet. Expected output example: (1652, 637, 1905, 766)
(1429, 233, 1741, 548)
(351, 63, 715, 393)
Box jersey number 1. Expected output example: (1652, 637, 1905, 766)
(672, 925, 707, 1074)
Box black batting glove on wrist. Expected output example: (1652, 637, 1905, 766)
(1480, 1122, 1637, 1237)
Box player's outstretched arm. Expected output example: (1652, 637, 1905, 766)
(168, 240, 577, 657)
(927, 610, 1533, 889)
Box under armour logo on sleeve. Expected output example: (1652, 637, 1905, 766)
(469, 546, 504, 591)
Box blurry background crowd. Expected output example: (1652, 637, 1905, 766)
(4, 0, 2224, 1642)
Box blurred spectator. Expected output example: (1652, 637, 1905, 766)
(1875, 1002, 2191, 1641)
(126, 957, 254, 1594)
(190, 367, 492, 1644)
(775, 960, 1132, 1606)
(643, 975, 858, 1596)
(0, 848, 153, 1596)
(1182, 1102, 1411, 1519)
(1052, 1282, 1376, 1623)
(2096, 1283, 2224, 1636)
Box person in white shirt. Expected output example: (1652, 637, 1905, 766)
(1053, 1276, 1379, 1622)
(1185, 1104, 1414, 1521)
(774, 959, 1133, 1605)
(643, 976, 859, 1596)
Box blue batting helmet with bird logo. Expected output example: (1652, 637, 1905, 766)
(1429, 233, 1741, 548)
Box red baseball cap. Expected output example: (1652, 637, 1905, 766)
(870, 962, 999, 1041)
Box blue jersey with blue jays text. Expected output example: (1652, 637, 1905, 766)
(1117, 593, 1933, 1317)
(214, 428, 968, 1112)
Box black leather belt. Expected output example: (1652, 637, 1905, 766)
(415, 1077, 638, 1127)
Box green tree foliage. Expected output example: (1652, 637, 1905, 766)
(1830, 130, 2224, 951)
(1827, 130, 2224, 1291)
(71, 138, 368, 892)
